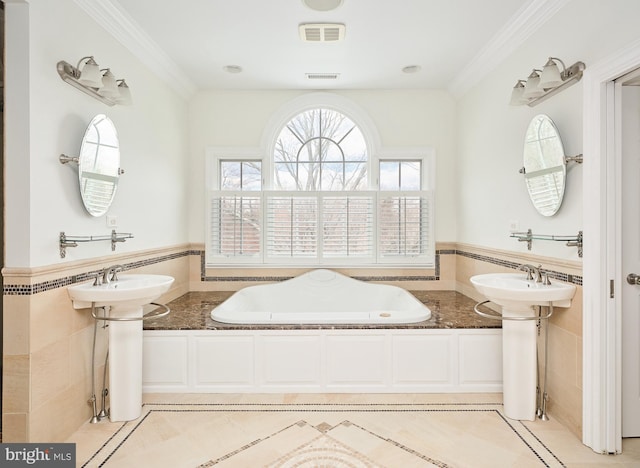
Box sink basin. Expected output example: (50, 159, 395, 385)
(68, 274, 175, 309)
(470, 272, 576, 309)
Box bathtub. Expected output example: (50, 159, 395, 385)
(210, 269, 431, 324)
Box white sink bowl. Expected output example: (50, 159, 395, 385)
(470, 273, 576, 309)
(68, 274, 174, 309)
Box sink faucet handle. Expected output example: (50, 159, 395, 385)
(542, 271, 552, 285)
(93, 273, 103, 286)
(108, 264, 125, 282)
(101, 264, 125, 284)
(518, 263, 535, 281)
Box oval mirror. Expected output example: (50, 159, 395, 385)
(78, 114, 120, 217)
(522, 114, 566, 216)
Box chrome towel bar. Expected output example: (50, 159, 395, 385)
(91, 302, 170, 322)
(473, 300, 553, 321)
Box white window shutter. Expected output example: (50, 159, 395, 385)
(266, 195, 318, 259)
(208, 193, 262, 262)
(377, 193, 433, 263)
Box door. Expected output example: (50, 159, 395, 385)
(620, 68, 640, 437)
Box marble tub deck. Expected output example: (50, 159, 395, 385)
(143, 290, 500, 331)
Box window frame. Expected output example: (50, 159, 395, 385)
(207, 148, 435, 268)
(205, 95, 436, 268)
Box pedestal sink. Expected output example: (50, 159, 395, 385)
(68, 274, 174, 422)
(470, 272, 576, 421)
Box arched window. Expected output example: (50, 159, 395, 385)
(273, 108, 367, 191)
(207, 95, 434, 267)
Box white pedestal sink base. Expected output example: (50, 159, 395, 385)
(108, 305, 144, 422)
(470, 273, 577, 422)
(66, 274, 175, 423)
(502, 308, 537, 421)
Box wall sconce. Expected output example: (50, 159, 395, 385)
(510, 57, 585, 106)
(57, 56, 132, 106)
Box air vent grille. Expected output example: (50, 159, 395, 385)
(299, 23, 345, 42)
(306, 73, 340, 80)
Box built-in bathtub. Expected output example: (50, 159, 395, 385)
(210, 269, 431, 324)
(142, 274, 503, 394)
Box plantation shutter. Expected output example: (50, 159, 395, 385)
(208, 191, 433, 266)
(378, 193, 433, 263)
(208, 193, 262, 263)
(266, 195, 318, 259)
(322, 195, 374, 258)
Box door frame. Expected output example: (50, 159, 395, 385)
(583, 37, 640, 454)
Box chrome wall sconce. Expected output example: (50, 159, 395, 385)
(57, 56, 132, 106)
(510, 57, 585, 106)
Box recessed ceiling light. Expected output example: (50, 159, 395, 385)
(302, 0, 344, 12)
(402, 65, 422, 74)
(223, 65, 243, 74)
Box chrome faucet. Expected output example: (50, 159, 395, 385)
(518, 263, 543, 283)
(101, 264, 124, 284)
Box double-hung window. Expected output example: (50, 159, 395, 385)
(207, 108, 434, 267)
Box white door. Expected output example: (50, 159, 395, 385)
(620, 68, 640, 437)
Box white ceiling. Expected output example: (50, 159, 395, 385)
(77, 0, 566, 97)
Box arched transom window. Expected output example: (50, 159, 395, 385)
(273, 108, 368, 191)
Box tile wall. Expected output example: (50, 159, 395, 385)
(2, 245, 190, 442)
(455, 243, 583, 436)
(2, 241, 582, 441)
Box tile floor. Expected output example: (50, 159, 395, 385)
(68, 393, 640, 467)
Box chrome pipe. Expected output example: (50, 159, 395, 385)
(97, 350, 109, 420)
(536, 306, 543, 418)
(88, 311, 100, 424)
(539, 304, 552, 421)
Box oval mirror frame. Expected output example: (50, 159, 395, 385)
(522, 114, 566, 217)
(78, 114, 120, 217)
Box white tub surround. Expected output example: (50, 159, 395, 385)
(142, 328, 502, 393)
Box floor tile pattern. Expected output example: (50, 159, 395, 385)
(77, 400, 570, 467)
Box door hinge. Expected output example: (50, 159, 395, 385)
(610, 279, 615, 298)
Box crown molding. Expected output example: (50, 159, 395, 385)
(448, 0, 570, 99)
(72, 0, 197, 100)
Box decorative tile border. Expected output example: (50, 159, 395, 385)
(79, 401, 566, 467)
(2, 247, 582, 296)
(201, 250, 445, 282)
(2, 251, 191, 296)
(455, 249, 583, 286)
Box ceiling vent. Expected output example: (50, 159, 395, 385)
(306, 73, 340, 80)
(299, 23, 345, 42)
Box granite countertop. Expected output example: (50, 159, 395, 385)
(143, 290, 500, 331)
